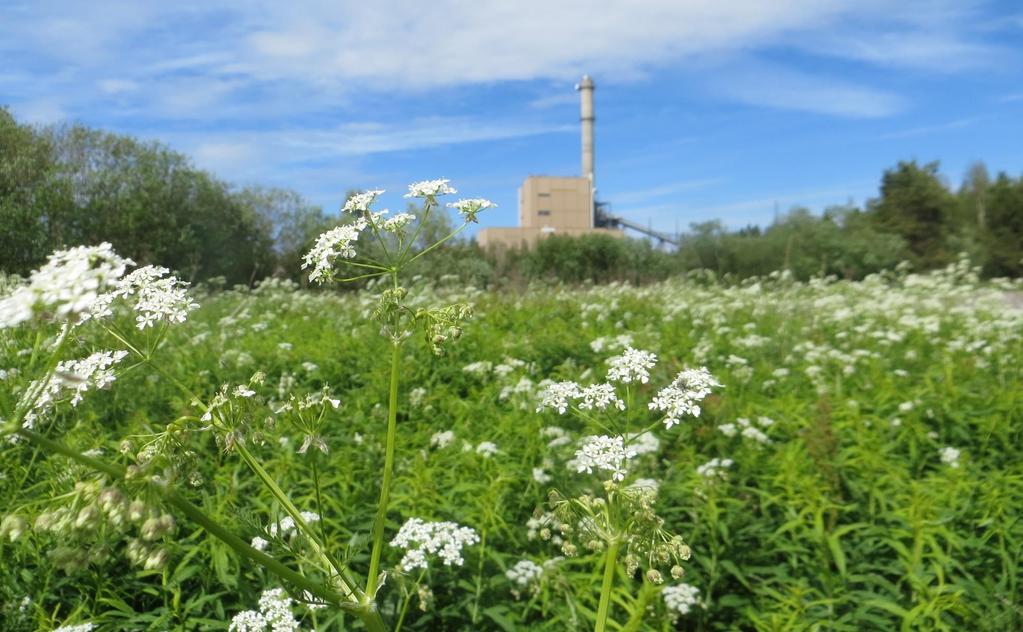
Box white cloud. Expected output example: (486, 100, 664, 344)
(878, 117, 977, 139)
(614, 179, 724, 206)
(709, 63, 908, 118)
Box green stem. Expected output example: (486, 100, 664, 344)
(404, 223, 467, 266)
(234, 443, 363, 599)
(594, 539, 621, 632)
(14, 427, 387, 632)
(365, 341, 402, 601)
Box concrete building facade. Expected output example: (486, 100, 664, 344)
(477, 175, 623, 249)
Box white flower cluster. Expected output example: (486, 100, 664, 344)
(430, 430, 455, 449)
(577, 383, 626, 412)
(606, 347, 657, 384)
(589, 334, 633, 353)
(404, 179, 457, 198)
(0, 243, 131, 328)
(342, 189, 385, 214)
(390, 517, 480, 572)
(662, 582, 701, 616)
(573, 435, 636, 481)
(536, 381, 581, 414)
(718, 417, 772, 444)
(446, 198, 495, 223)
(267, 511, 321, 539)
(696, 457, 734, 478)
(505, 559, 544, 587)
(53, 624, 95, 632)
(627, 432, 661, 456)
(940, 446, 961, 468)
(228, 588, 301, 632)
(87, 265, 198, 329)
(536, 380, 625, 415)
(21, 350, 129, 426)
(381, 212, 416, 232)
(649, 367, 721, 429)
(301, 220, 368, 284)
(475, 441, 498, 457)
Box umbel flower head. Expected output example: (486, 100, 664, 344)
(85, 265, 198, 330)
(0, 243, 132, 328)
(447, 198, 495, 223)
(649, 367, 721, 428)
(301, 219, 369, 284)
(390, 517, 480, 572)
(404, 179, 457, 198)
(573, 435, 635, 481)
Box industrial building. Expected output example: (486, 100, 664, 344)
(477, 75, 678, 250)
(476, 75, 625, 249)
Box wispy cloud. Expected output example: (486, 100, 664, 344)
(878, 117, 978, 139)
(708, 63, 907, 118)
(166, 116, 573, 176)
(615, 178, 724, 206)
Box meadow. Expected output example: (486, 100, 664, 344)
(1, 192, 1022, 631)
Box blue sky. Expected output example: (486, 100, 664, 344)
(2, 0, 1022, 237)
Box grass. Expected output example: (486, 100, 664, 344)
(1, 263, 1021, 631)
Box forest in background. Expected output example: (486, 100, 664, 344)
(3, 107, 1021, 287)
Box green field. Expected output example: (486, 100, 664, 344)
(2, 252, 1022, 630)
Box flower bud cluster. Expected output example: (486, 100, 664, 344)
(16, 482, 173, 572)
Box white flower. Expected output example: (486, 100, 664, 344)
(229, 588, 301, 632)
(446, 198, 495, 223)
(663, 583, 701, 616)
(91, 265, 199, 330)
(649, 367, 721, 429)
(532, 467, 552, 484)
(0, 243, 132, 328)
(302, 220, 368, 284)
(233, 385, 256, 398)
(717, 423, 737, 437)
(53, 624, 95, 632)
(342, 189, 385, 214)
(382, 212, 416, 232)
(536, 381, 581, 414)
(431, 430, 455, 449)
(696, 457, 734, 478)
(940, 446, 961, 468)
(741, 426, 770, 444)
(21, 350, 129, 427)
(606, 347, 657, 384)
(577, 383, 625, 411)
(390, 518, 480, 572)
(627, 432, 660, 456)
(476, 441, 498, 457)
(506, 559, 544, 587)
(250, 536, 269, 552)
(404, 179, 457, 198)
(573, 435, 635, 481)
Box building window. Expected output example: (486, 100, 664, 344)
(537, 192, 551, 197)
(538, 210, 551, 216)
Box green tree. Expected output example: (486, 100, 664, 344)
(867, 161, 955, 269)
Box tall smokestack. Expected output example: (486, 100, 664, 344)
(577, 74, 595, 226)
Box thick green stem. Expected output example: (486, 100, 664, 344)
(365, 341, 402, 601)
(595, 539, 621, 632)
(14, 428, 387, 632)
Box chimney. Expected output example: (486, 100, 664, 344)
(576, 74, 595, 227)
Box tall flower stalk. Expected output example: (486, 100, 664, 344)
(0, 181, 491, 630)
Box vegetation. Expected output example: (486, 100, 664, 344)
(1, 187, 1021, 629)
(4, 109, 1022, 289)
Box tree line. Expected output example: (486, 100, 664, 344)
(2, 107, 1021, 287)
